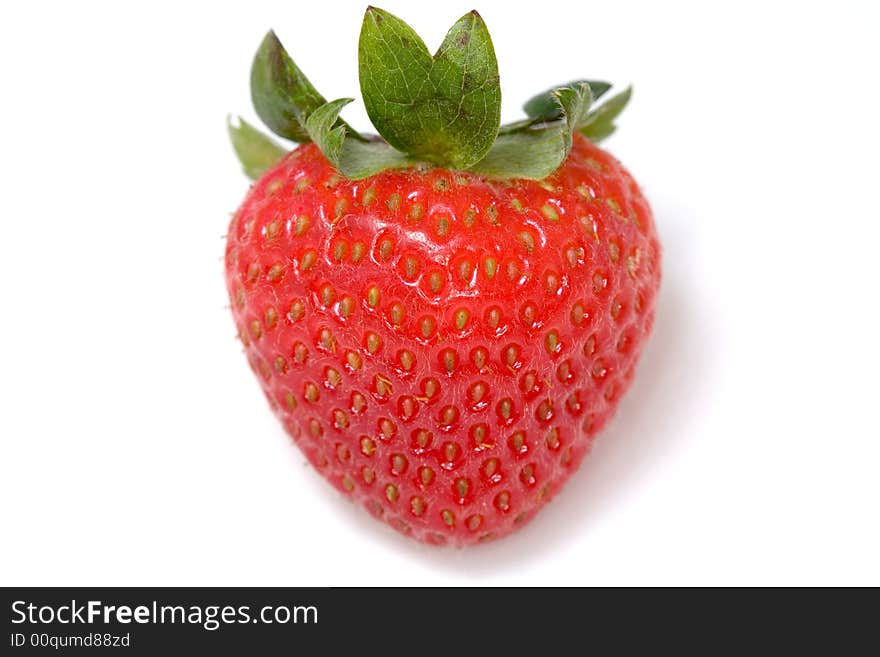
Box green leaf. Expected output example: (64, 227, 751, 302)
(358, 7, 501, 169)
(468, 125, 567, 180)
(554, 83, 593, 147)
(472, 82, 592, 179)
(581, 120, 617, 142)
(523, 80, 611, 121)
(305, 99, 413, 180)
(227, 116, 288, 180)
(580, 86, 632, 143)
(250, 30, 360, 143)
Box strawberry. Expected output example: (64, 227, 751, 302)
(225, 7, 660, 545)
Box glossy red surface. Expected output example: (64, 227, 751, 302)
(225, 134, 661, 545)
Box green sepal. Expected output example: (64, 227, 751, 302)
(358, 7, 501, 169)
(471, 82, 592, 179)
(236, 9, 633, 182)
(251, 30, 360, 143)
(227, 116, 288, 180)
(523, 80, 611, 121)
(579, 86, 632, 143)
(305, 99, 413, 180)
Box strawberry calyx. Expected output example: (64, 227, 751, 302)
(229, 6, 632, 181)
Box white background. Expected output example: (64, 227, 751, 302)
(1, 0, 878, 586)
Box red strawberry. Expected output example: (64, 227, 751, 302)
(226, 7, 660, 546)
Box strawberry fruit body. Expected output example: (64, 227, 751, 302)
(226, 7, 660, 546)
